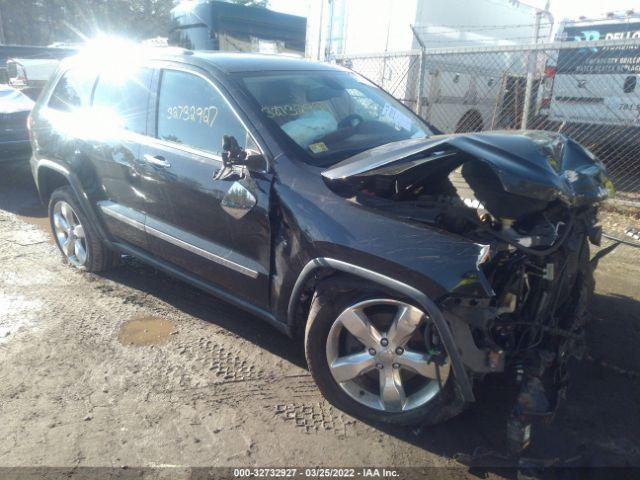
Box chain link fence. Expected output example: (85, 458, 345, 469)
(335, 38, 640, 208)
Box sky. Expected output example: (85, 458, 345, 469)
(268, 0, 640, 56)
(525, 0, 640, 21)
(268, 0, 309, 17)
(267, 0, 640, 22)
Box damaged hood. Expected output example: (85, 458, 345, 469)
(322, 131, 611, 210)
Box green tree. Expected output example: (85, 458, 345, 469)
(0, 0, 269, 46)
(0, 0, 175, 45)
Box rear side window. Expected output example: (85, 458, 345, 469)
(48, 68, 95, 112)
(156, 69, 247, 156)
(92, 68, 152, 135)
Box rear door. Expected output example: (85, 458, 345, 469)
(87, 67, 156, 248)
(31, 65, 97, 192)
(140, 65, 272, 309)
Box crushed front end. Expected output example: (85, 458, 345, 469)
(322, 130, 612, 452)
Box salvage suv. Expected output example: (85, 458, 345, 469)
(29, 46, 609, 428)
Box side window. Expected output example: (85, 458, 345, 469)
(156, 69, 247, 156)
(347, 88, 379, 119)
(48, 68, 95, 112)
(92, 68, 152, 135)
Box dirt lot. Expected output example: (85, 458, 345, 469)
(0, 160, 639, 478)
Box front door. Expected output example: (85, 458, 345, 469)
(141, 66, 272, 310)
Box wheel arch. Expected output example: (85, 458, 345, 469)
(36, 161, 71, 204)
(35, 160, 113, 247)
(287, 257, 475, 402)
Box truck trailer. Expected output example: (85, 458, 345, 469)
(168, 0, 306, 56)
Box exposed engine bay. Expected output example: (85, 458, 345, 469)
(322, 130, 612, 451)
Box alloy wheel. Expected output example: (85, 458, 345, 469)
(52, 200, 88, 267)
(326, 298, 450, 412)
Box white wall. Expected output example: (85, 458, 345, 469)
(306, 0, 551, 60)
(343, 0, 418, 53)
(306, 0, 418, 59)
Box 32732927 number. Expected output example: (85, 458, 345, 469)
(166, 105, 219, 127)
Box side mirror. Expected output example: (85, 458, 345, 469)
(222, 134, 267, 172)
(244, 152, 267, 172)
(222, 134, 246, 167)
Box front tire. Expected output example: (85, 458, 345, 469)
(49, 186, 116, 272)
(304, 278, 468, 426)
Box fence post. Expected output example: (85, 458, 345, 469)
(521, 11, 542, 130)
(410, 24, 427, 118)
(416, 49, 426, 117)
(0, 7, 5, 44)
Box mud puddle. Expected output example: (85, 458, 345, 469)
(21, 215, 51, 233)
(118, 315, 176, 346)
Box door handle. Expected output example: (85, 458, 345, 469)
(143, 154, 171, 168)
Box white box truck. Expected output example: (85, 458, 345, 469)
(537, 16, 640, 127)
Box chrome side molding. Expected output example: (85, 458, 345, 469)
(98, 201, 261, 279)
(99, 202, 145, 231)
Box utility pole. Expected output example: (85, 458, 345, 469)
(381, 0, 393, 90)
(520, 9, 542, 130)
(317, 0, 325, 61)
(0, 6, 6, 44)
(325, 0, 334, 61)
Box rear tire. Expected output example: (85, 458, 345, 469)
(49, 186, 116, 272)
(304, 277, 469, 426)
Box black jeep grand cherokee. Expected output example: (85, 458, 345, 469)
(29, 47, 609, 428)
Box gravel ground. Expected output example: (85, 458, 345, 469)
(0, 160, 639, 478)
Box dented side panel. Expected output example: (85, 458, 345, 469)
(270, 155, 494, 326)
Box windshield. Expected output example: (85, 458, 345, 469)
(238, 70, 432, 166)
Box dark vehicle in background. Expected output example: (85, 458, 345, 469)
(28, 48, 609, 441)
(0, 45, 78, 100)
(169, 0, 306, 56)
(0, 85, 34, 161)
(7, 58, 61, 100)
